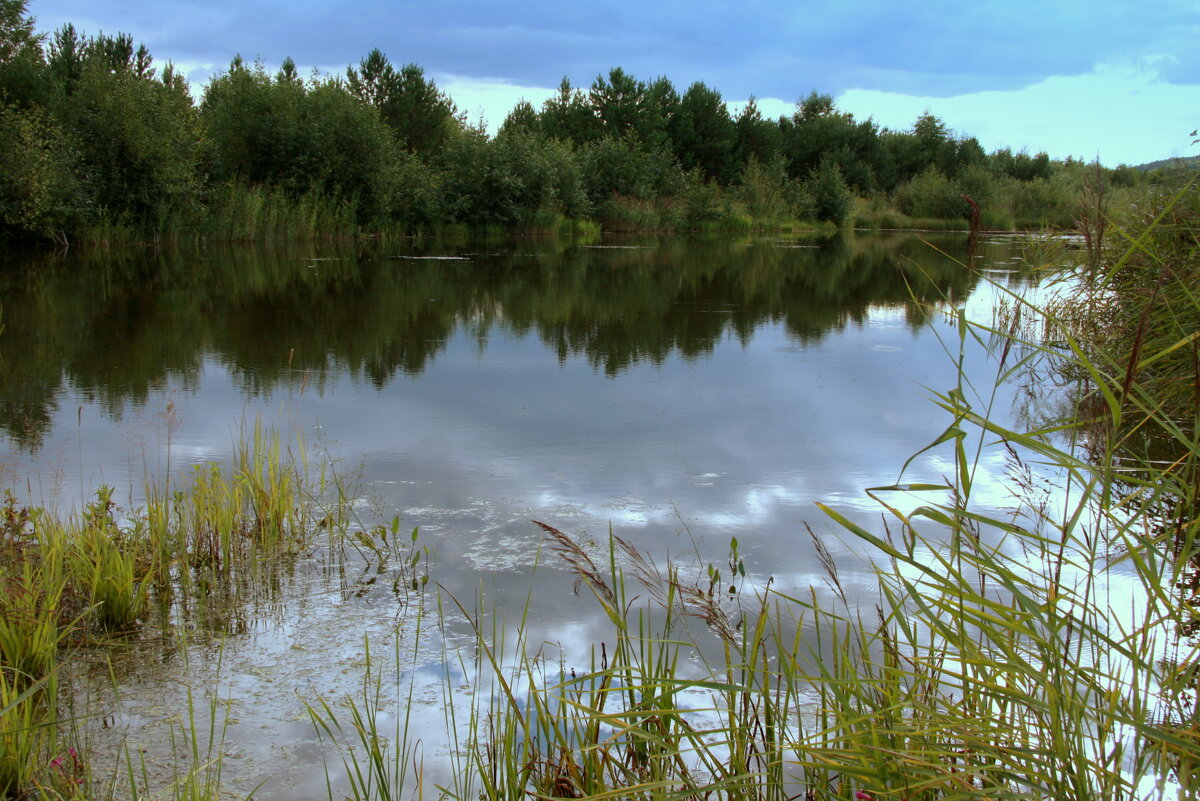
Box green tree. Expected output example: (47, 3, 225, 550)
(0, 104, 84, 240)
(734, 97, 781, 168)
(85, 32, 153, 78)
(345, 48, 392, 108)
(276, 55, 300, 85)
(797, 90, 834, 120)
(52, 33, 203, 229)
(204, 58, 400, 225)
(304, 77, 403, 225)
(579, 134, 683, 208)
(0, 0, 44, 107)
(46, 23, 84, 90)
(955, 136, 987, 173)
(347, 50, 458, 157)
(590, 67, 643, 137)
(202, 56, 306, 188)
(446, 127, 589, 226)
(912, 111, 955, 174)
(540, 77, 598, 143)
(670, 81, 736, 183)
(0, 0, 38, 64)
(782, 92, 881, 193)
(1012, 150, 1051, 181)
(640, 75, 679, 151)
(499, 98, 540, 137)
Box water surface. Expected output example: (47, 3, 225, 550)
(0, 232, 1036, 796)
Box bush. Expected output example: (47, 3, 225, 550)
(580, 135, 685, 210)
(677, 170, 726, 229)
(737, 154, 794, 224)
(1008, 175, 1074, 228)
(806, 155, 852, 225)
(895, 166, 966, 220)
(0, 105, 86, 241)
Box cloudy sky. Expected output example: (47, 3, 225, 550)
(26, 0, 1200, 166)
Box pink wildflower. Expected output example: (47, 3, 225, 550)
(854, 793, 873, 801)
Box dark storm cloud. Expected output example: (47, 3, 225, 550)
(27, 0, 1200, 99)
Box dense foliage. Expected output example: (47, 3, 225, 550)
(0, 1, 1159, 243)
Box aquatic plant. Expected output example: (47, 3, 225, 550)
(70, 487, 152, 632)
(433, 291, 1195, 798)
(307, 632, 430, 801)
(0, 672, 51, 798)
(0, 422, 374, 798)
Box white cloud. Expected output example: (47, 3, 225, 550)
(837, 63, 1200, 166)
(437, 75, 557, 133)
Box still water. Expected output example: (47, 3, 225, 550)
(0, 233, 1036, 796)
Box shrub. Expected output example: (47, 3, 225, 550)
(895, 166, 967, 220)
(0, 105, 86, 241)
(806, 154, 852, 225)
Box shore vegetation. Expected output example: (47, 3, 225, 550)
(0, 1, 1172, 246)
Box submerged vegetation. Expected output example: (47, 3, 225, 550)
(0, 0, 1166, 245)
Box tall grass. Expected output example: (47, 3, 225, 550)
(3, 184, 1196, 798)
(118, 638, 249, 801)
(307, 630, 430, 801)
(204, 181, 360, 241)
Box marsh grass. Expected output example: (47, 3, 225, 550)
(204, 182, 360, 241)
(69, 487, 153, 633)
(0, 418, 405, 798)
(0, 674, 46, 797)
(117, 639, 246, 801)
(307, 629, 430, 801)
(4, 184, 1199, 798)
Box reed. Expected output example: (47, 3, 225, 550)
(67, 487, 152, 633)
(204, 182, 359, 241)
(443, 386, 1190, 799)
(3, 184, 1196, 798)
(307, 629, 429, 801)
(118, 638, 244, 801)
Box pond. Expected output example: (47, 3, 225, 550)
(0, 232, 1038, 798)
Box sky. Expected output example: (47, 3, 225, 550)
(25, 0, 1200, 167)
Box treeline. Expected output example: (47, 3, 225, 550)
(0, 1, 1145, 244)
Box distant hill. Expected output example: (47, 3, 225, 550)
(1132, 154, 1200, 172)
